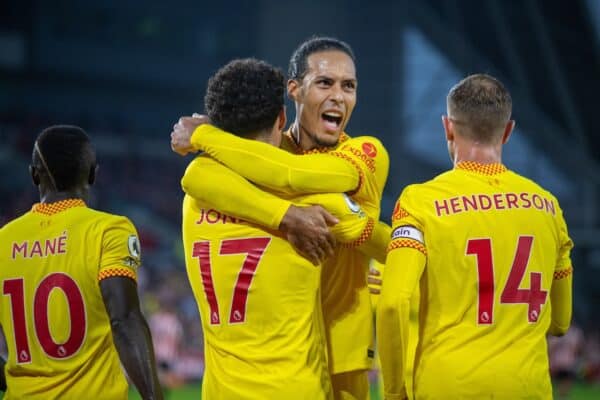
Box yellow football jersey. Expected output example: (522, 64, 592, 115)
(385, 162, 573, 399)
(317, 135, 389, 374)
(190, 125, 390, 374)
(182, 155, 376, 400)
(0, 199, 141, 400)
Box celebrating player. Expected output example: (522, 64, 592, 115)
(377, 74, 574, 399)
(171, 37, 390, 399)
(0, 126, 163, 399)
(179, 58, 384, 400)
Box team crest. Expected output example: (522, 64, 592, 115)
(361, 142, 377, 158)
(343, 194, 361, 214)
(128, 235, 141, 258)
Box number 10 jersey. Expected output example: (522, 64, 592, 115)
(0, 199, 141, 399)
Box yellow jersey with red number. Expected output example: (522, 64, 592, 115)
(387, 162, 573, 399)
(181, 155, 376, 400)
(305, 134, 389, 374)
(0, 199, 141, 400)
(190, 126, 390, 374)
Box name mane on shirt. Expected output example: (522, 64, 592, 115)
(434, 192, 555, 217)
(12, 231, 68, 259)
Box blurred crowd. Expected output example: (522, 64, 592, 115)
(1, 114, 600, 393)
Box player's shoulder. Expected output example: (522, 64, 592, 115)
(0, 212, 32, 237)
(82, 207, 137, 233)
(506, 169, 559, 200)
(502, 169, 565, 218)
(400, 170, 453, 198)
(337, 135, 389, 178)
(343, 135, 389, 158)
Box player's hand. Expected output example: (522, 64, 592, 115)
(170, 114, 210, 156)
(280, 205, 338, 266)
(368, 266, 382, 294)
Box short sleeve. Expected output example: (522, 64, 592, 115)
(98, 217, 141, 282)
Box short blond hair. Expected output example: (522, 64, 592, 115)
(447, 74, 512, 143)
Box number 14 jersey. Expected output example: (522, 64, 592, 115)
(389, 162, 573, 399)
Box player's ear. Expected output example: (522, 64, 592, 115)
(88, 164, 97, 185)
(442, 115, 454, 141)
(287, 79, 300, 101)
(278, 106, 287, 131)
(29, 164, 40, 186)
(501, 120, 515, 145)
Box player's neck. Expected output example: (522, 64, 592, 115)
(290, 121, 317, 151)
(452, 143, 503, 166)
(39, 186, 89, 204)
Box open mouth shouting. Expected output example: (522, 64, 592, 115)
(321, 110, 344, 134)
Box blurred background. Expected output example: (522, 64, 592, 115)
(0, 0, 598, 398)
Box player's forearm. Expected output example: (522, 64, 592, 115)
(182, 158, 290, 230)
(377, 295, 410, 400)
(111, 311, 164, 400)
(191, 125, 360, 194)
(548, 273, 572, 336)
(358, 220, 391, 263)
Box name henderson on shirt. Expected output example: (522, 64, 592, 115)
(433, 192, 555, 217)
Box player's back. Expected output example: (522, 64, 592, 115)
(0, 200, 133, 400)
(400, 163, 571, 399)
(182, 191, 331, 400)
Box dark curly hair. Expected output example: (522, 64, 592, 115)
(204, 58, 285, 137)
(33, 125, 96, 191)
(288, 36, 355, 81)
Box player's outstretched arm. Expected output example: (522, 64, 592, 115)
(190, 124, 361, 194)
(182, 156, 291, 230)
(100, 277, 163, 400)
(183, 157, 337, 265)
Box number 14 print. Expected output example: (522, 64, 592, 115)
(467, 236, 547, 325)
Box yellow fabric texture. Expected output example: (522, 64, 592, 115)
(0, 202, 141, 400)
(379, 163, 573, 400)
(181, 156, 384, 400)
(330, 369, 370, 400)
(360, 221, 391, 265)
(190, 125, 390, 376)
(182, 154, 291, 230)
(191, 124, 361, 195)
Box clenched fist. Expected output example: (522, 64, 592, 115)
(170, 114, 210, 156)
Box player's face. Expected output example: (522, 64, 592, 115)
(289, 50, 357, 148)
